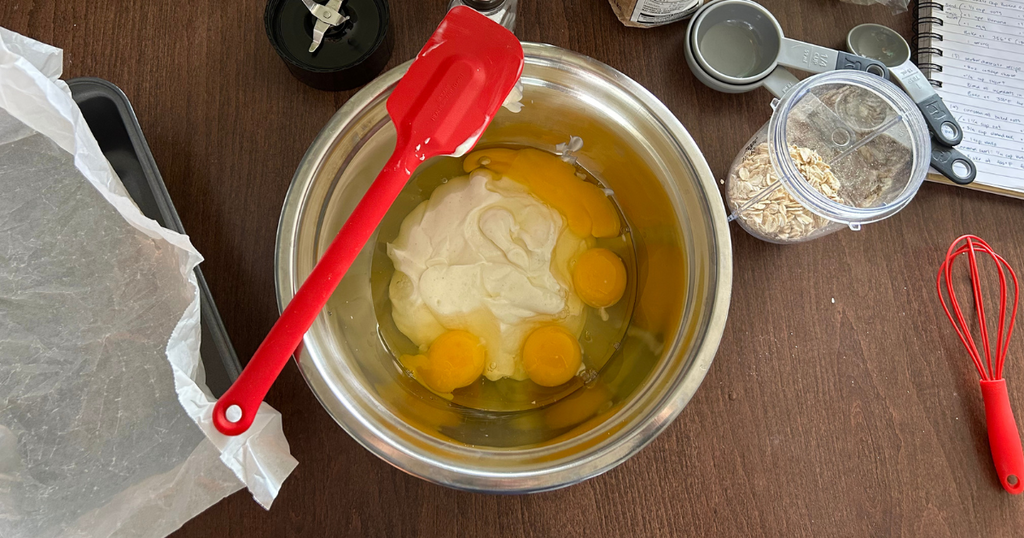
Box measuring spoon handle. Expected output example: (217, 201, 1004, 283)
(919, 94, 964, 147)
(931, 143, 976, 185)
(883, 62, 964, 147)
(777, 39, 889, 79)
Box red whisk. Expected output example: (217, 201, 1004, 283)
(937, 235, 1024, 494)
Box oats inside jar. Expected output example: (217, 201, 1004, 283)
(727, 143, 845, 242)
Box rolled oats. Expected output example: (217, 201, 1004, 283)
(727, 143, 844, 242)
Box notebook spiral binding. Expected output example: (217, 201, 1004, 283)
(913, 0, 945, 87)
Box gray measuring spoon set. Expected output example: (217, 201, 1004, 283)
(684, 0, 974, 185)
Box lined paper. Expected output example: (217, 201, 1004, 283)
(924, 1, 1024, 193)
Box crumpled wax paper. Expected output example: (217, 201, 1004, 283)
(0, 27, 298, 537)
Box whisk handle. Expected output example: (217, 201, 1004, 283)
(980, 379, 1024, 494)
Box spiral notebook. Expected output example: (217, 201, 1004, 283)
(916, 0, 1024, 198)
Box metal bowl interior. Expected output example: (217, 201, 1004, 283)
(276, 42, 732, 492)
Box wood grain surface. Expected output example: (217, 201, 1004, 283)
(4, 0, 1024, 536)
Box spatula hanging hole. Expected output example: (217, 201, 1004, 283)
(226, 405, 243, 423)
(1008, 475, 1019, 486)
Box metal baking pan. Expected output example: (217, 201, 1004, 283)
(69, 77, 242, 397)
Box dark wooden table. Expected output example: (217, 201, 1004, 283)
(5, 0, 1024, 535)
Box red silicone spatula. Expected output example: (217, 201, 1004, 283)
(213, 6, 524, 436)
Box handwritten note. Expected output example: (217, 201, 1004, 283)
(924, 1, 1024, 191)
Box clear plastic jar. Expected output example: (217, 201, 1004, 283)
(725, 70, 931, 244)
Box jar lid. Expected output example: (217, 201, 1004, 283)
(264, 0, 393, 91)
(767, 70, 930, 226)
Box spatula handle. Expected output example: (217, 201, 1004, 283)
(213, 143, 416, 436)
(980, 379, 1024, 494)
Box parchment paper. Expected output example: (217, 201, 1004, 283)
(0, 27, 298, 537)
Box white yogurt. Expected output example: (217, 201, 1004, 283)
(387, 170, 586, 380)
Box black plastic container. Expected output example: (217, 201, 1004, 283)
(265, 0, 393, 91)
(69, 78, 242, 397)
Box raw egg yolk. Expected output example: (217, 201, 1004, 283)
(464, 148, 621, 238)
(573, 248, 627, 308)
(522, 325, 582, 387)
(404, 330, 486, 394)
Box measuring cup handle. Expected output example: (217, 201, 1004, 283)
(919, 94, 964, 147)
(834, 51, 890, 80)
(931, 143, 976, 185)
(776, 38, 839, 75)
(762, 67, 800, 99)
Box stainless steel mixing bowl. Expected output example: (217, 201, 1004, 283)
(276, 43, 732, 492)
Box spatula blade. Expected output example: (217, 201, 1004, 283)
(387, 6, 524, 159)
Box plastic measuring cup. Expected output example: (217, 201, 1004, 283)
(689, 0, 888, 91)
(847, 23, 976, 185)
(684, 34, 799, 97)
(683, 2, 797, 99)
(724, 71, 931, 244)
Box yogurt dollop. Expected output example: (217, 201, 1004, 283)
(388, 170, 586, 380)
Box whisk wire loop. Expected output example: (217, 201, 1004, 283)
(936, 235, 1019, 381)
